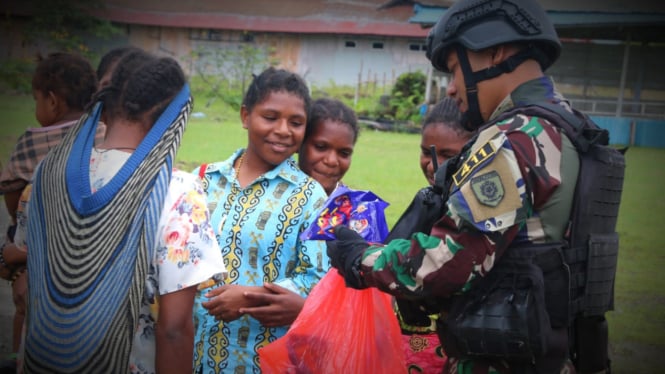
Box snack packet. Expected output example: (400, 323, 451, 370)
(300, 185, 389, 243)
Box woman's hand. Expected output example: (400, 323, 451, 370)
(239, 283, 306, 327)
(202, 284, 266, 322)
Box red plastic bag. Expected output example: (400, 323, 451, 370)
(259, 271, 406, 373)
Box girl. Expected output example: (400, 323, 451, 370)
(298, 97, 359, 195)
(419, 97, 474, 186)
(193, 67, 328, 374)
(396, 96, 474, 373)
(23, 50, 225, 373)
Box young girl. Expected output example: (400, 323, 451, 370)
(396, 96, 474, 373)
(298, 98, 359, 195)
(193, 67, 328, 374)
(419, 97, 474, 186)
(23, 50, 225, 373)
(0, 52, 104, 372)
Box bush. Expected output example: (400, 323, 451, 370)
(389, 71, 426, 121)
(0, 58, 36, 94)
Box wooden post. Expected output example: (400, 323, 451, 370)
(355, 60, 363, 108)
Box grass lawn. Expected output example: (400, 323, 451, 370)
(1, 93, 663, 372)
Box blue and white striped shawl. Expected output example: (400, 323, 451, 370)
(25, 85, 192, 373)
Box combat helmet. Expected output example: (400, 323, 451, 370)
(425, 0, 561, 130)
(426, 0, 561, 73)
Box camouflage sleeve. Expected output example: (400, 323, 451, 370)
(359, 114, 564, 298)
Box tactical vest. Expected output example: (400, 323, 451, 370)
(437, 102, 625, 372)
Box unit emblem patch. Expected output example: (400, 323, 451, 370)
(470, 170, 504, 207)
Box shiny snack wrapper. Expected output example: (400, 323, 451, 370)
(300, 185, 390, 243)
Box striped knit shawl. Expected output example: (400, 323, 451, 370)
(25, 85, 192, 373)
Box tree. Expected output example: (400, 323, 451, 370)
(188, 42, 278, 109)
(24, 0, 120, 57)
(0, 0, 121, 92)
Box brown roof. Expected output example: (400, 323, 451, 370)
(90, 0, 429, 37)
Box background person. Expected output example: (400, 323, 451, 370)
(298, 97, 359, 195)
(418, 97, 475, 187)
(23, 49, 226, 373)
(0, 52, 103, 373)
(193, 67, 329, 374)
(395, 96, 474, 373)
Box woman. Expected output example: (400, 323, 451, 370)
(23, 50, 225, 373)
(193, 67, 328, 374)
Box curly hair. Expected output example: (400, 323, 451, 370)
(31, 52, 97, 111)
(242, 67, 311, 116)
(306, 98, 359, 144)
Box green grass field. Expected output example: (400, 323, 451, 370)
(1, 93, 663, 372)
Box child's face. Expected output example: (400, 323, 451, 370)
(33, 89, 57, 127)
(420, 123, 470, 186)
(299, 120, 355, 195)
(242, 91, 307, 171)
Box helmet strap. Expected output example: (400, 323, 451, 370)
(455, 45, 542, 130)
(470, 47, 534, 82)
(456, 45, 484, 130)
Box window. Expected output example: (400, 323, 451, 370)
(189, 29, 255, 42)
(345, 41, 356, 48)
(372, 42, 384, 49)
(409, 43, 427, 51)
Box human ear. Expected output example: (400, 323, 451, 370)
(240, 105, 249, 129)
(47, 91, 63, 118)
(490, 45, 507, 65)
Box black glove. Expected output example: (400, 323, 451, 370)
(326, 225, 369, 289)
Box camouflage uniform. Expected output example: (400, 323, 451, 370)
(359, 76, 579, 373)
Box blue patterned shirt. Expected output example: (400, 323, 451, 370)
(192, 149, 328, 374)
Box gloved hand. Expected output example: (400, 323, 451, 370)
(326, 225, 369, 289)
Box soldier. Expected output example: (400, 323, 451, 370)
(326, 0, 621, 373)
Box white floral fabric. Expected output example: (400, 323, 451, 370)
(89, 148, 226, 374)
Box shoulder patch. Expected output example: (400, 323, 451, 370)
(456, 150, 523, 227)
(470, 171, 504, 207)
(453, 141, 496, 187)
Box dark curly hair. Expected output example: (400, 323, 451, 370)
(32, 52, 97, 111)
(306, 98, 359, 144)
(242, 67, 311, 116)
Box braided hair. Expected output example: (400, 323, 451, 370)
(96, 50, 186, 126)
(422, 97, 473, 138)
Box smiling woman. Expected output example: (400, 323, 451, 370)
(192, 67, 329, 374)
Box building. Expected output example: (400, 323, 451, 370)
(2, 0, 664, 145)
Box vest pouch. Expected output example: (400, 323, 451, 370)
(584, 232, 619, 316)
(531, 244, 570, 328)
(439, 260, 551, 361)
